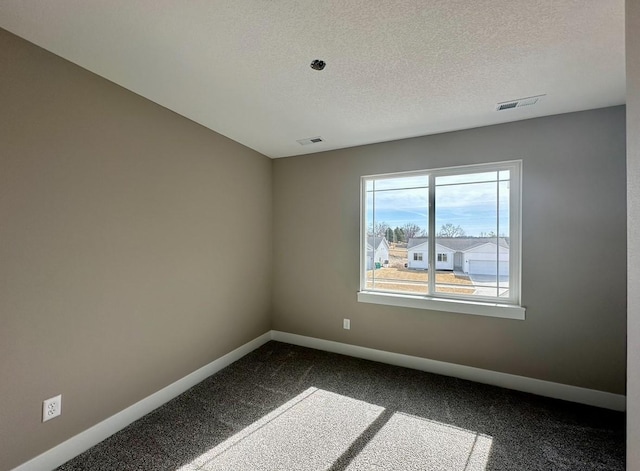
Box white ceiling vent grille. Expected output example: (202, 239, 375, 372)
(496, 95, 545, 111)
(296, 136, 324, 146)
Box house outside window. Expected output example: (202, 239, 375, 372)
(359, 161, 524, 320)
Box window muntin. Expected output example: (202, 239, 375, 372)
(361, 161, 521, 307)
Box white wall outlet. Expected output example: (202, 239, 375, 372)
(343, 318, 351, 330)
(43, 394, 62, 422)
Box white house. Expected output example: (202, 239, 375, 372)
(462, 242, 510, 276)
(407, 238, 454, 270)
(407, 237, 509, 276)
(366, 237, 390, 270)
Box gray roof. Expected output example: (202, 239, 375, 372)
(408, 237, 509, 252)
(407, 237, 428, 249)
(367, 236, 389, 250)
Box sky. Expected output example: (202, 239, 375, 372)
(365, 171, 511, 237)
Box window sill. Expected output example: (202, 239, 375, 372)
(357, 291, 525, 320)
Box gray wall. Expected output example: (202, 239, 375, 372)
(0, 29, 272, 470)
(273, 106, 627, 394)
(627, 0, 640, 468)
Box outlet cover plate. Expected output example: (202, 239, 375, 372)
(43, 394, 62, 422)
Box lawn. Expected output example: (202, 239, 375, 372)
(366, 267, 474, 295)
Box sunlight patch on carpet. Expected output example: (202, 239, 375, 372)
(177, 387, 492, 470)
(346, 412, 493, 470)
(178, 387, 384, 470)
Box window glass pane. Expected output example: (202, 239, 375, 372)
(364, 190, 374, 242)
(435, 180, 498, 235)
(498, 180, 510, 297)
(364, 189, 375, 289)
(371, 187, 428, 232)
(435, 178, 499, 297)
(436, 171, 498, 186)
(372, 175, 429, 192)
(366, 178, 428, 295)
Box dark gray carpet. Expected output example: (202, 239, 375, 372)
(56, 341, 625, 470)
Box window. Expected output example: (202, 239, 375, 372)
(359, 161, 524, 319)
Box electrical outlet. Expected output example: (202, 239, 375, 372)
(343, 318, 351, 330)
(43, 394, 62, 422)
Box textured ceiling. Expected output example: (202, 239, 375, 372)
(0, 1, 626, 158)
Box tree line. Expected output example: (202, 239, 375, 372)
(368, 222, 468, 242)
(368, 222, 425, 243)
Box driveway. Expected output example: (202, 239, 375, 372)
(468, 274, 510, 297)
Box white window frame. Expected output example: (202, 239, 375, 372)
(358, 160, 525, 320)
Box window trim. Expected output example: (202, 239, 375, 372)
(359, 160, 524, 320)
(357, 291, 525, 319)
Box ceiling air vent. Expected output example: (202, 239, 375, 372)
(296, 136, 324, 146)
(496, 95, 545, 111)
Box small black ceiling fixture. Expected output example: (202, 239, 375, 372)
(310, 59, 326, 71)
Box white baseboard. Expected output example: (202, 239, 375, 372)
(271, 330, 626, 412)
(12, 331, 272, 471)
